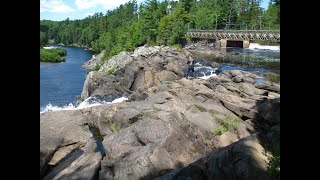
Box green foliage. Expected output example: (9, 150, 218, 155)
(40, 31, 47, 47)
(194, 104, 206, 112)
(48, 39, 55, 44)
(40, 0, 280, 57)
(141, 111, 153, 117)
(111, 122, 119, 132)
(267, 132, 280, 180)
(263, 1, 280, 30)
(106, 61, 117, 75)
(211, 114, 241, 138)
(212, 127, 228, 138)
(172, 44, 182, 50)
(40, 48, 67, 62)
(94, 63, 102, 71)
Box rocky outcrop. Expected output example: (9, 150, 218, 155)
(82, 50, 105, 70)
(80, 45, 191, 100)
(41, 46, 280, 179)
(99, 51, 133, 74)
(81, 71, 129, 100)
(186, 44, 225, 62)
(40, 110, 103, 179)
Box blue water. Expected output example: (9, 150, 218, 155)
(40, 45, 93, 109)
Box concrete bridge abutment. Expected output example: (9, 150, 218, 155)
(220, 39, 250, 48)
(243, 40, 249, 48)
(220, 39, 227, 48)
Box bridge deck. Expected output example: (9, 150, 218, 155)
(186, 30, 280, 41)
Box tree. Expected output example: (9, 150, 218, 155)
(141, 0, 160, 44)
(264, 0, 280, 29)
(40, 31, 47, 47)
(40, 0, 279, 54)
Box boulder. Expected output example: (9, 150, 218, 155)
(82, 50, 105, 70)
(99, 51, 133, 74)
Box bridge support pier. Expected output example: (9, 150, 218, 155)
(220, 39, 227, 48)
(243, 40, 249, 48)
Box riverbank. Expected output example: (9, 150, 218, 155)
(40, 45, 280, 179)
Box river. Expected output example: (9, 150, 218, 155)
(40, 45, 93, 112)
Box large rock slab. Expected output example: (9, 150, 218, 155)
(40, 110, 94, 178)
(156, 134, 270, 180)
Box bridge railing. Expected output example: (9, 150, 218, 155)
(187, 29, 280, 32)
(186, 30, 280, 41)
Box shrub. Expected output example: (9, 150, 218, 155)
(106, 61, 117, 75)
(94, 63, 102, 71)
(40, 48, 67, 62)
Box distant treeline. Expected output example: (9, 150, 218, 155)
(40, 0, 280, 59)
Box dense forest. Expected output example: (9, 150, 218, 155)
(40, 0, 280, 59)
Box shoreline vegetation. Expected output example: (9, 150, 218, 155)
(40, 0, 279, 59)
(40, 48, 67, 62)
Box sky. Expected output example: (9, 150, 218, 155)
(40, 0, 270, 21)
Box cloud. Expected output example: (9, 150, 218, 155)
(75, 0, 133, 10)
(40, 0, 75, 13)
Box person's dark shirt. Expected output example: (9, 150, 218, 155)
(187, 60, 194, 69)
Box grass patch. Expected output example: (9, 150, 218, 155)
(193, 104, 207, 112)
(101, 51, 110, 62)
(211, 127, 228, 138)
(172, 44, 182, 50)
(141, 111, 153, 117)
(111, 122, 119, 132)
(106, 61, 117, 75)
(94, 62, 102, 71)
(211, 114, 241, 138)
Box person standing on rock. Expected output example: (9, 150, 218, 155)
(186, 56, 195, 79)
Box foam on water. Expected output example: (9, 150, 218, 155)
(40, 96, 128, 114)
(193, 62, 218, 80)
(198, 74, 217, 80)
(248, 43, 280, 51)
(43, 46, 57, 49)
